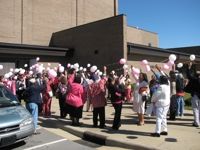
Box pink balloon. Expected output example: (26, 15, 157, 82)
(163, 63, 170, 70)
(48, 69, 57, 78)
(145, 65, 151, 72)
(167, 60, 174, 66)
(131, 72, 139, 80)
(119, 58, 126, 65)
(141, 60, 148, 65)
(132, 68, 140, 74)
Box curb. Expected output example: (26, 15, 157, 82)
(62, 125, 159, 150)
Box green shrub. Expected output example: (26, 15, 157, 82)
(184, 92, 191, 106)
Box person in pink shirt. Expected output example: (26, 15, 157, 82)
(89, 75, 107, 128)
(66, 69, 85, 126)
(42, 74, 53, 117)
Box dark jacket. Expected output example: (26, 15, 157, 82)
(25, 82, 44, 104)
(107, 83, 125, 103)
(185, 68, 200, 98)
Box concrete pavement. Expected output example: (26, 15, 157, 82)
(44, 98, 200, 150)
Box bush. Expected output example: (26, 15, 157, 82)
(184, 92, 191, 106)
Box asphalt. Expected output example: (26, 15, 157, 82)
(46, 98, 200, 150)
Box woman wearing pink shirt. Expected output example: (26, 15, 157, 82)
(42, 75, 53, 117)
(89, 75, 107, 128)
(66, 70, 85, 126)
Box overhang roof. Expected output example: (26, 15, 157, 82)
(0, 42, 70, 57)
(128, 43, 200, 61)
(167, 46, 200, 56)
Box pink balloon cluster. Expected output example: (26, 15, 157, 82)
(131, 67, 140, 80)
(141, 60, 151, 72)
(163, 54, 177, 70)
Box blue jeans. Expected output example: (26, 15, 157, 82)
(176, 96, 184, 116)
(26, 103, 38, 129)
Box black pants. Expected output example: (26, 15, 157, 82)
(58, 97, 67, 118)
(112, 103, 122, 129)
(93, 107, 105, 127)
(169, 95, 177, 120)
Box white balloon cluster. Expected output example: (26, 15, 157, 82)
(177, 54, 196, 68)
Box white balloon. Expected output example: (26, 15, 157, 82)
(10, 68, 14, 72)
(90, 66, 97, 73)
(79, 67, 83, 70)
(19, 69, 25, 75)
(0, 65, 3, 70)
(14, 76, 18, 80)
(111, 70, 115, 74)
(83, 68, 87, 72)
(36, 57, 40, 61)
(190, 54, 195, 61)
(24, 64, 28, 67)
(177, 63, 183, 68)
(74, 63, 79, 69)
(123, 64, 128, 69)
(169, 54, 177, 62)
(67, 63, 71, 68)
(4, 73, 10, 79)
(59, 66, 65, 73)
(98, 71, 103, 76)
(14, 68, 19, 73)
(8, 72, 13, 76)
(87, 64, 91, 68)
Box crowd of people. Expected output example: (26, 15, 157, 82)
(0, 58, 199, 137)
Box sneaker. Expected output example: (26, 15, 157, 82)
(160, 131, 168, 135)
(34, 130, 41, 135)
(151, 133, 160, 137)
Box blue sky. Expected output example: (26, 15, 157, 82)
(118, 0, 200, 48)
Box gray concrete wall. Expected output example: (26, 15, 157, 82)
(50, 15, 127, 73)
(127, 26, 159, 47)
(0, 0, 22, 44)
(0, 0, 116, 46)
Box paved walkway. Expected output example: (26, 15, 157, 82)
(42, 98, 200, 150)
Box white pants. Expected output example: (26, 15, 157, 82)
(191, 94, 200, 126)
(155, 106, 169, 133)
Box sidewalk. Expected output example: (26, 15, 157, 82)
(47, 98, 200, 150)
